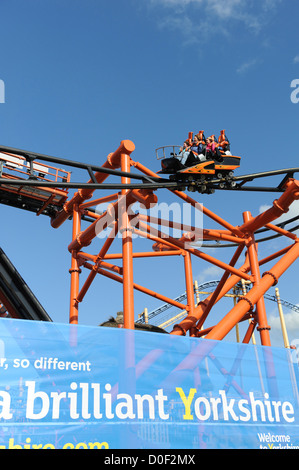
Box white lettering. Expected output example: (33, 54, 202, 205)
(194, 396, 211, 420)
(20, 382, 295, 425)
(0, 390, 12, 419)
(135, 394, 155, 419)
(155, 388, 169, 420)
(290, 79, 299, 103)
(219, 390, 239, 421)
(282, 401, 295, 423)
(0, 80, 4, 104)
(115, 394, 135, 419)
(26, 381, 49, 419)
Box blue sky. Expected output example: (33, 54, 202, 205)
(0, 0, 299, 347)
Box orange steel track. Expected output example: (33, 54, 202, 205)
(46, 140, 299, 347)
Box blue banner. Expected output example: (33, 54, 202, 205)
(0, 317, 298, 449)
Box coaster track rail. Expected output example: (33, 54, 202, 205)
(0, 144, 299, 192)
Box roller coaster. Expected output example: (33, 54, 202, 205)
(137, 280, 299, 332)
(0, 138, 299, 349)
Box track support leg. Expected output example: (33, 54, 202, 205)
(69, 205, 81, 324)
(121, 152, 135, 329)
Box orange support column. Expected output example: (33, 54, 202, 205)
(183, 251, 195, 336)
(69, 204, 81, 324)
(121, 152, 135, 329)
(243, 211, 271, 346)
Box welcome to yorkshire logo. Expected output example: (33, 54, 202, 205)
(0, 79, 4, 103)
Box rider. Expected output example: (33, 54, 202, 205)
(205, 136, 216, 159)
(190, 135, 200, 155)
(206, 136, 223, 162)
(179, 132, 207, 166)
(185, 135, 204, 166)
(195, 131, 206, 155)
(178, 141, 191, 166)
(218, 130, 231, 155)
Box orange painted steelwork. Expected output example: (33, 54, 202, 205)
(50, 139, 299, 347)
(51, 140, 135, 229)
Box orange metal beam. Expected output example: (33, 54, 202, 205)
(79, 192, 120, 210)
(83, 263, 187, 310)
(76, 220, 119, 304)
(69, 205, 81, 324)
(138, 213, 245, 244)
(195, 243, 245, 330)
(78, 250, 182, 261)
(136, 219, 251, 282)
(183, 251, 195, 323)
(133, 161, 245, 237)
(51, 140, 135, 229)
(243, 319, 257, 344)
(121, 151, 135, 330)
(238, 179, 299, 233)
(243, 211, 271, 346)
(68, 193, 130, 252)
(205, 240, 299, 341)
(258, 244, 294, 266)
(265, 222, 297, 240)
(171, 244, 247, 335)
(68, 188, 157, 253)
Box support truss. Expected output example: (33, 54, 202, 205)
(49, 140, 299, 347)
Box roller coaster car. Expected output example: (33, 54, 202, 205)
(157, 146, 241, 193)
(160, 153, 241, 177)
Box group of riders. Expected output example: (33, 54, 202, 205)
(177, 130, 231, 168)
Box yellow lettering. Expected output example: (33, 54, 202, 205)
(75, 442, 88, 449)
(176, 387, 196, 420)
(8, 438, 22, 449)
(43, 443, 55, 449)
(63, 442, 74, 449)
(88, 441, 109, 449)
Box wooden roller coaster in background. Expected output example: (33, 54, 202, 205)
(0, 140, 299, 348)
